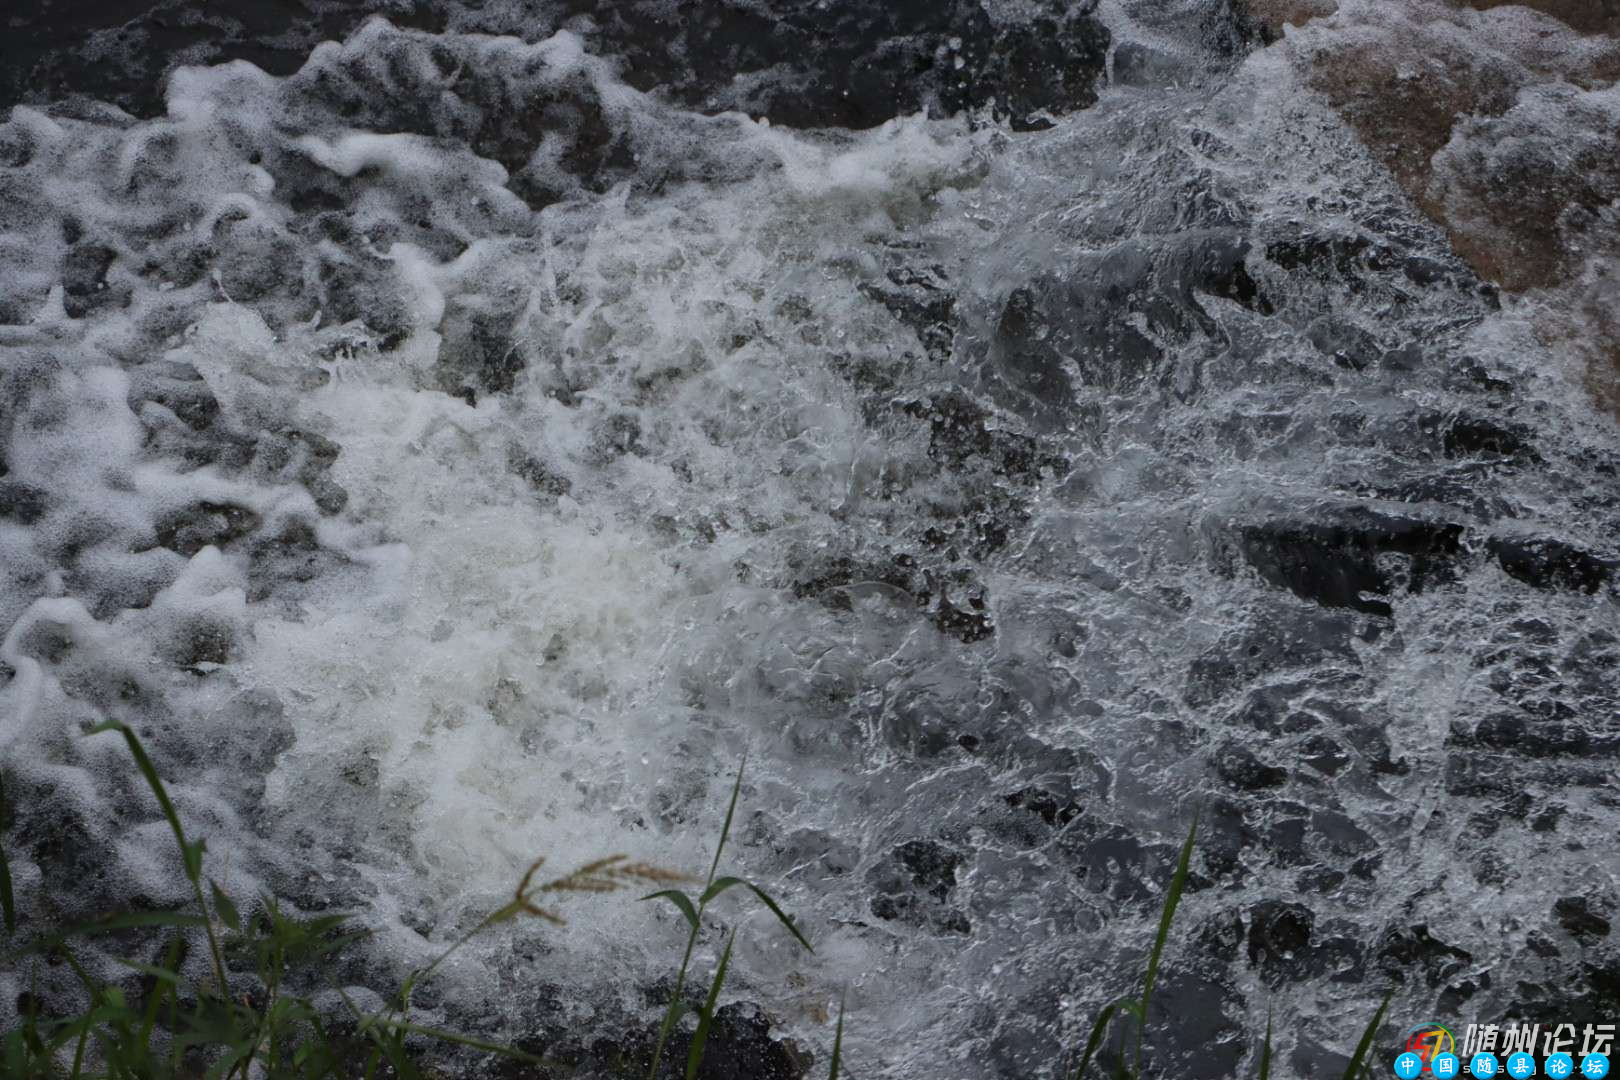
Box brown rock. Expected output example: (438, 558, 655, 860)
(1459, 0, 1620, 36)
(1427, 82, 1620, 290)
(1246, 0, 1339, 38)
(1266, 0, 1620, 413)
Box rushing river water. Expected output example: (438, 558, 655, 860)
(2, 2, 1618, 1077)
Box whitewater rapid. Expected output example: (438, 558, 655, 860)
(3, 3, 1618, 1077)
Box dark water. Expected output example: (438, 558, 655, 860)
(2, 2, 1618, 1077)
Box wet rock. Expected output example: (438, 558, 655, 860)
(1112, 43, 1188, 89)
(127, 361, 222, 433)
(1464, 710, 1596, 758)
(1140, 968, 1248, 1080)
(1265, 230, 1394, 279)
(784, 547, 998, 646)
(1445, 750, 1517, 798)
(859, 264, 955, 362)
(898, 391, 1061, 483)
(1185, 612, 1361, 708)
(994, 233, 1269, 401)
(1459, 0, 1620, 35)
(1245, 0, 1339, 40)
(992, 283, 1083, 404)
(1428, 78, 1620, 293)
(568, 0, 1108, 131)
(1306, 318, 1382, 371)
(989, 779, 1092, 849)
(1213, 741, 1288, 790)
(1004, 786, 1082, 828)
(10, 777, 122, 916)
(1228, 505, 1465, 616)
(867, 839, 971, 934)
(61, 243, 120, 317)
(1058, 815, 1188, 903)
(316, 256, 410, 350)
(214, 218, 300, 302)
(0, 480, 49, 524)
(1299, 735, 1351, 776)
(1300, 11, 1527, 198)
(586, 412, 645, 464)
(246, 518, 348, 602)
(662, 1002, 808, 1080)
(508, 446, 573, 500)
(276, 429, 347, 516)
(154, 501, 261, 557)
(1247, 900, 1314, 975)
(929, 583, 994, 644)
(174, 620, 236, 669)
(1431, 411, 1537, 461)
(1189, 236, 1273, 315)
(1509, 957, 1620, 1026)
(1555, 897, 1612, 941)
(969, 6, 1113, 131)
(1374, 465, 1516, 521)
(1310, 809, 1377, 858)
(1374, 924, 1472, 988)
(435, 301, 524, 401)
(1275, 2, 1620, 413)
(1488, 536, 1617, 594)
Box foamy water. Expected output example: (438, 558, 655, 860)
(3, 4, 1619, 1078)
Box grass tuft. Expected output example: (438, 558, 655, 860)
(1, 771, 16, 938)
(643, 753, 815, 1080)
(2, 727, 1395, 1080)
(1063, 810, 1390, 1080)
(0, 727, 846, 1079)
(1342, 988, 1392, 1080)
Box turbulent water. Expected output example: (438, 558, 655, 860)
(3, 2, 1619, 1077)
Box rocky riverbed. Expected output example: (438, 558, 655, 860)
(2, 2, 1618, 1077)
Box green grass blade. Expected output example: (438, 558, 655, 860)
(139, 935, 185, 1052)
(0, 772, 15, 937)
(369, 1018, 558, 1066)
(209, 880, 241, 932)
(4, 909, 209, 965)
(828, 992, 846, 1080)
(1342, 990, 1391, 1080)
(651, 753, 747, 1080)
(686, 931, 736, 1080)
(88, 720, 230, 994)
(1260, 1003, 1273, 1080)
(1134, 809, 1199, 1077)
(648, 923, 699, 1080)
(707, 754, 747, 887)
(111, 957, 183, 985)
(87, 722, 202, 882)
(338, 987, 423, 1080)
(1070, 1000, 1126, 1080)
(700, 877, 812, 952)
(642, 889, 700, 933)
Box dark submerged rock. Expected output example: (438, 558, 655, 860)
(565, 0, 1108, 131)
(1213, 741, 1288, 790)
(1228, 505, 1465, 616)
(1488, 535, 1617, 593)
(866, 838, 971, 934)
(154, 501, 261, 557)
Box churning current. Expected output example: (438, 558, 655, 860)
(2, 1, 1618, 1077)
